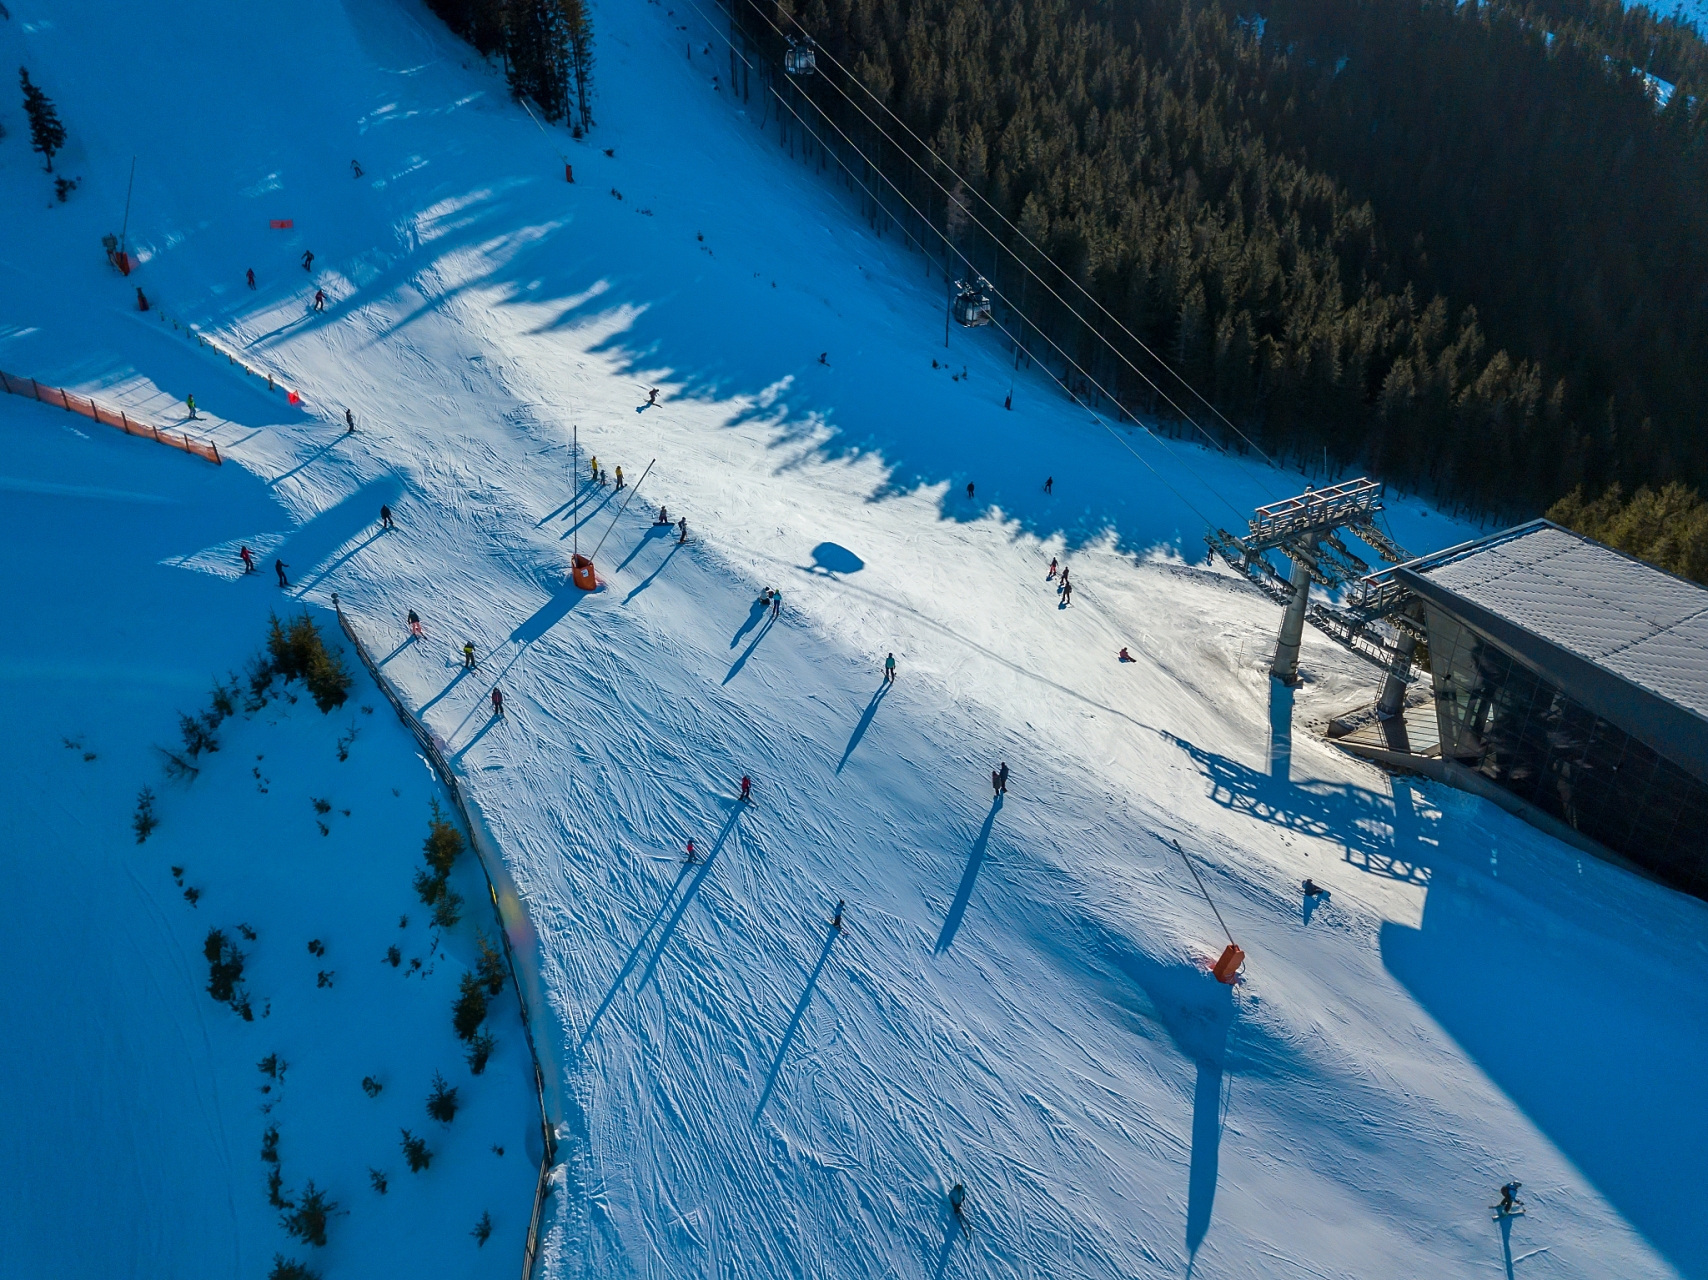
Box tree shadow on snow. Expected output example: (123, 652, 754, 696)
(272, 474, 404, 596)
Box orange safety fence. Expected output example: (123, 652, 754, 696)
(0, 369, 221, 465)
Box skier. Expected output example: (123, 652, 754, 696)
(1062, 580, 1073, 605)
(818, 352, 828, 365)
(966, 481, 975, 501)
(740, 775, 752, 803)
(1497, 1182, 1523, 1214)
(275, 559, 290, 587)
(884, 652, 896, 684)
(351, 158, 364, 178)
(136, 286, 149, 312)
(239, 545, 256, 574)
(685, 839, 697, 863)
(1303, 878, 1325, 897)
(185, 393, 198, 421)
(491, 688, 505, 717)
(615, 465, 625, 490)
(1060, 567, 1070, 591)
(998, 762, 1009, 793)
(463, 642, 476, 670)
(408, 609, 423, 639)
(771, 589, 781, 619)
(345, 408, 355, 433)
(590, 455, 599, 482)
(831, 900, 845, 931)
(313, 288, 327, 312)
(598, 468, 608, 487)
(301, 249, 314, 272)
(1118, 647, 1132, 662)
(380, 504, 394, 531)
(949, 1184, 966, 1218)
(1044, 476, 1053, 494)
(1003, 392, 1012, 410)
(657, 505, 670, 525)
(992, 769, 1002, 797)
(246, 267, 256, 290)
(678, 516, 689, 544)
(647, 387, 659, 405)
(1048, 557, 1057, 578)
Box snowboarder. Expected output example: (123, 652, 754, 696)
(345, 408, 355, 433)
(1118, 647, 1132, 662)
(380, 504, 393, 531)
(685, 839, 697, 863)
(615, 465, 625, 490)
(770, 589, 781, 619)
(831, 900, 845, 930)
(239, 546, 256, 574)
(136, 286, 149, 312)
(1048, 557, 1057, 578)
(313, 288, 326, 312)
(677, 516, 689, 544)
(884, 652, 896, 683)
(185, 393, 198, 421)
(246, 267, 256, 290)
(1303, 878, 1324, 897)
(301, 249, 314, 272)
(998, 762, 1009, 793)
(949, 1184, 966, 1218)
(1497, 1183, 1523, 1215)
(740, 775, 752, 803)
(462, 642, 476, 669)
(647, 387, 659, 405)
(408, 609, 423, 639)
(351, 159, 364, 178)
(275, 559, 290, 587)
(966, 481, 975, 501)
(491, 688, 505, 717)
(657, 505, 670, 525)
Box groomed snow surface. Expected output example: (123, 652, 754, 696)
(3, 0, 1707, 1278)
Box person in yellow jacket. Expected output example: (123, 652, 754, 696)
(590, 455, 599, 481)
(615, 465, 625, 490)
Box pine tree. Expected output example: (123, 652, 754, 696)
(19, 68, 66, 172)
(559, 0, 596, 131)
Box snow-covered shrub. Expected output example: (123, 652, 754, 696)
(400, 1129, 432, 1172)
(426, 1071, 460, 1123)
(132, 787, 158, 842)
(280, 1180, 336, 1248)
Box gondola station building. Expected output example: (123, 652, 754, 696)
(1341, 520, 1708, 899)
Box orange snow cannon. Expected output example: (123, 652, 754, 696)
(1212, 944, 1245, 985)
(571, 553, 597, 591)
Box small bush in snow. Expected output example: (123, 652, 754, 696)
(362, 1076, 383, 1098)
(209, 675, 237, 721)
(400, 1129, 432, 1173)
(259, 1053, 286, 1079)
(431, 888, 464, 931)
(472, 1211, 493, 1246)
(266, 612, 353, 713)
(476, 932, 506, 995)
(244, 654, 274, 710)
(133, 788, 159, 842)
(268, 1254, 318, 1280)
(466, 1030, 496, 1075)
(385, 944, 402, 968)
(203, 929, 246, 1006)
(369, 1167, 388, 1194)
(267, 1166, 289, 1207)
(159, 748, 200, 781)
(426, 1071, 460, 1124)
(261, 1124, 280, 1163)
(336, 722, 359, 761)
(452, 972, 489, 1042)
(307, 938, 325, 955)
(280, 1180, 337, 1248)
(182, 886, 201, 907)
(178, 711, 218, 757)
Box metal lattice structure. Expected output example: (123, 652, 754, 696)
(1205, 478, 1422, 684)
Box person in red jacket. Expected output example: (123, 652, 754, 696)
(740, 775, 752, 803)
(238, 546, 256, 574)
(491, 688, 505, 717)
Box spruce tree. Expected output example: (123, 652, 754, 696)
(19, 68, 65, 172)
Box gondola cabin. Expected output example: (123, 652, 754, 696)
(953, 280, 993, 327)
(784, 39, 816, 75)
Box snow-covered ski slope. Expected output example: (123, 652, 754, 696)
(3, 0, 1707, 1276)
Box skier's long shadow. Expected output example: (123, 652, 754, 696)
(535, 479, 600, 528)
(835, 682, 889, 773)
(578, 860, 696, 1052)
(557, 491, 617, 539)
(752, 925, 839, 1121)
(623, 542, 681, 604)
(723, 614, 776, 685)
(379, 636, 414, 666)
(419, 668, 470, 715)
(935, 796, 1001, 953)
(634, 806, 744, 995)
(1498, 1213, 1516, 1280)
(451, 713, 500, 762)
(930, 1217, 961, 1280)
(299, 528, 385, 592)
(614, 524, 671, 576)
(730, 599, 769, 649)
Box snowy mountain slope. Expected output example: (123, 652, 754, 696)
(3, 0, 1707, 1277)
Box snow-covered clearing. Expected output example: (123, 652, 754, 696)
(2, 0, 1706, 1277)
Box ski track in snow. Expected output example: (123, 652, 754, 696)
(3, 0, 1708, 1278)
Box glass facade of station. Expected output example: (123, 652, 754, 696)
(1426, 606, 1708, 898)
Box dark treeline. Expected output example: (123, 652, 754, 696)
(425, 0, 595, 131)
(726, 0, 1708, 525)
